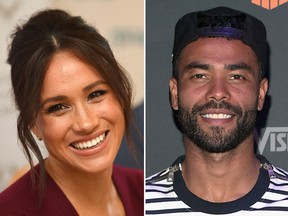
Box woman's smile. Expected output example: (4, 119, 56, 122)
(71, 132, 107, 150)
(33, 51, 125, 173)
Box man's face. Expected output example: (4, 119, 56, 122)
(169, 37, 268, 153)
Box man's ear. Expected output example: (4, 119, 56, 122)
(169, 77, 179, 110)
(258, 78, 268, 111)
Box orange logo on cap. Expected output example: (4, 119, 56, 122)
(252, 0, 288, 9)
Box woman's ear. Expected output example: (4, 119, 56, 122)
(32, 124, 42, 141)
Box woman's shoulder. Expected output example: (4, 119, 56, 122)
(112, 164, 143, 194)
(112, 164, 143, 196)
(113, 165, 144, 215)
(0, 168, 35, 213)
(113, 164, 143, 171)
(0, 165, 78, 215)
(113, 164, 143, 178)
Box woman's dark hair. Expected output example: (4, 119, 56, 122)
(7, 9, 136, 189)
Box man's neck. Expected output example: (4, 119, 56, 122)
(182, 136, 260, 202)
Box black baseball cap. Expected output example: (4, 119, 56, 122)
(172, 6, 268, 76)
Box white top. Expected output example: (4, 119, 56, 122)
(146, 155, 288, 215)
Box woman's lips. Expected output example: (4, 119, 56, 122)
(70, 132, 107, 150)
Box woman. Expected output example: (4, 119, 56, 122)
(0, 9, 143, 215)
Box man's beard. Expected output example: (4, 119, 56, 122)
(174, 100, 258, 153)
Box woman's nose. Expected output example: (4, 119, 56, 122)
(72, 105, 97, 133)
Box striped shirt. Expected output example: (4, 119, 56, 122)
(146, 155, 288, 215)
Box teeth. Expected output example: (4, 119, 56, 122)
(72, 133, 106, 150)
(202, 114, 232, 119)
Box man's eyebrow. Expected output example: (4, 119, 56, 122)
(224, 62, 252, 72)
(184, 61, 213, 71)
(184, 62, 252, 71)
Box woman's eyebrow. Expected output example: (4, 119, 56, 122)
(82, 80, 107, 93)
(41, 80, 108, 108)
(41, 95, 68, 108)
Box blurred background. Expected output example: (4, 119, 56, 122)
(0, 0, 144, 191)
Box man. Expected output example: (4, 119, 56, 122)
(146, 6, 288, 215)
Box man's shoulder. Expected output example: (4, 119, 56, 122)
(259, 154, 288, 183)
(146, 156, 184, 185)
(146, 167, 170, 184)
(145, 167, 176, 201)
(272, 164, 288, 175)
(145, 167, 185, 215)
(271, 164, 288, 184)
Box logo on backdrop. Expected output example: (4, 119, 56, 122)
(254, 127, 288, 154)
(251, 0, 288, 10)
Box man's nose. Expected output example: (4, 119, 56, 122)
(206, 78, 231, 102)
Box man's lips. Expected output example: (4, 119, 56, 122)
(202, 113, 232, 119)
(192, 101, 242, 117)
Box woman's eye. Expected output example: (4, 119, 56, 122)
(88, 90, 107, 101)
(47, 104, 68, 114)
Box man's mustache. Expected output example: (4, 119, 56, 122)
(191, 101, 243, 116)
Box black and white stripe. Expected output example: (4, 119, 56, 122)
(146, 155, 288, 215)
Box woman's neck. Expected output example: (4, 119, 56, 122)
(45, 159, 125, 215)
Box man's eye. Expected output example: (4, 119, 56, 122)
(88, 90, 107, 100)
(231, 74, 244, 80)
(192, 74, 207, 79)
(47, 104, 68, 114)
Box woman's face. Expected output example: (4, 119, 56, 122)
(33, 51, 125, 174)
